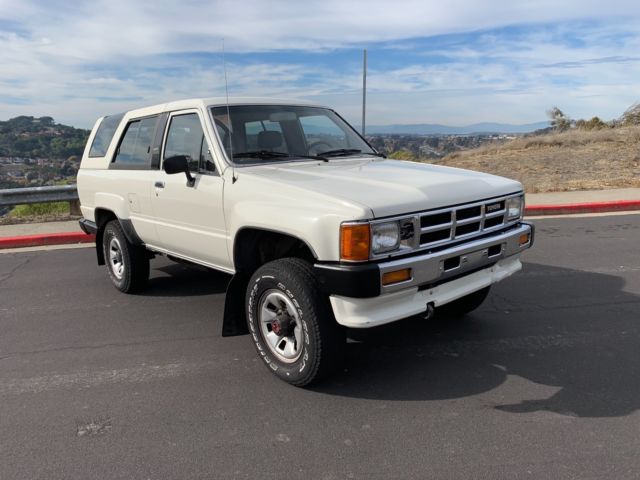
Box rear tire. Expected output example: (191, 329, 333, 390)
(102, 220, 149, 293)
(437, 286, 490, 318)
(246, 258, 344, 386)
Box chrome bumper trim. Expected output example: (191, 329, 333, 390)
(378, 222, 533, 294)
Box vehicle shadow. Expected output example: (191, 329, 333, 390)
(141, 259, 231, 297)
(313, 262, 640, 418)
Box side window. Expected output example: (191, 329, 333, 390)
(113, 116, 158, 167)
(299, 115, 347, 151)
(89, 112, 124, 157)
(164, 113, 215, 173)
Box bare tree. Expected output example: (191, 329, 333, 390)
(547, 106, 573, 132)
(619, 103, 640, 126)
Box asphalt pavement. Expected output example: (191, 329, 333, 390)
(1, 214, 640, 479)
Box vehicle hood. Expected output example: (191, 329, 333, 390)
(239, 158, 523, 218)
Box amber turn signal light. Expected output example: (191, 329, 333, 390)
(340, 224, 370, 261)
(519, 233, 530, 246)
(382, 268, 412, 286)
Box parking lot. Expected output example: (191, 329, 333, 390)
(1, 214, 639, 479)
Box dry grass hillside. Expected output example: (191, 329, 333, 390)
(437, 126, 640, 193)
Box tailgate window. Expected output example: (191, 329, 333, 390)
(89, 113, 124, 157)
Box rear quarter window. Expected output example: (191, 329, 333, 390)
(112, 116, 159, 168)
(88, 113, 124, 157)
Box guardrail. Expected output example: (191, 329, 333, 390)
(0, 185, 81, 215)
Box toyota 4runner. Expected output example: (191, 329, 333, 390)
(78, 98, 534, 386)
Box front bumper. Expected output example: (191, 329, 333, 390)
(314, 221, 534, 327)
(315, 222, 534, 297)
(330, 256, 522, 328)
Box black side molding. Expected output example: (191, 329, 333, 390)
(79, 218, 97, 235)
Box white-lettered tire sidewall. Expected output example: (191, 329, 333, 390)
(247, 272, 317, 385)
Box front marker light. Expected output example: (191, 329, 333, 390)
(340, 223, 370, 261)
(371, 221, 400, 254)
(506, 196, 523, 220)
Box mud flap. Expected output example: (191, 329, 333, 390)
(95, 228, 105, 265)
(222, 273, 250, 337)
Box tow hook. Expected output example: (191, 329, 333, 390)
(424, 302, 435, 320)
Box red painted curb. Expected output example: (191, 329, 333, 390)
(525, 199, 640, 216)
(1, 201, 639, 249)
(0, 232, 95, 249)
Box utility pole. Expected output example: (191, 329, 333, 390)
(362, 49, 367, 136)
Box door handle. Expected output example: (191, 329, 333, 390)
(154, 181, 165, 188)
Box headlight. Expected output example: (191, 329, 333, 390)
(371, 221, 400, 254)
(341, 217, 414, 261)
(506, 196, 523, 220)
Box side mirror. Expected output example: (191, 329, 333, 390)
(163, 155, 195, 187)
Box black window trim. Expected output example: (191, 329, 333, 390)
(150, 112, 169, 170)
(162, 110, 219, 177)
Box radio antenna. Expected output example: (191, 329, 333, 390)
(361, 48, 367, 136)
(222, 38, 235, 177)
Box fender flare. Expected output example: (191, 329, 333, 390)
(94, 210, 144, 265)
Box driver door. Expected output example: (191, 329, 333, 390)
(150, 109, 231, 271)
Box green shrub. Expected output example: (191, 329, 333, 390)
(388, 150, 416, 160)
(9, 202, 69, 217)
(575, 116, 608, 130)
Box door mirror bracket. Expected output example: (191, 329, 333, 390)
(163, 155, 196, 187)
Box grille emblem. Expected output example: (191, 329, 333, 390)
(486, 202, 501, 213)
(400, 220, 414, 240)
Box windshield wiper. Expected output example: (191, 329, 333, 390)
(298, 154, 328, 162)
(233, 150, 290, 159)
(233, 151, 329, 162)
(317, 148, 362, 157)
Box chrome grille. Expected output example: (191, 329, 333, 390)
(419, 197, 514, 248)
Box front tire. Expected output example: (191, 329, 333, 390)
(102, 220, 149, 293)
(246, 258, 344, 386)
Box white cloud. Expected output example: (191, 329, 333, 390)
(3, 0, 640, 58)
(1, 0, 640, 126)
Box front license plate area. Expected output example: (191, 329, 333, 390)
(439, 243, 504, 277)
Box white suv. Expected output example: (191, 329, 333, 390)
(78, 97, 534, 386)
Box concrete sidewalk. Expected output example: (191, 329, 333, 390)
(524, 188, 640, 216)
(1, 188, 639, 249)
(526, 188, 640, 205)
(0, 220, 82, 236)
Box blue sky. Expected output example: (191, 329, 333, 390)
(0, 0, 639, 128)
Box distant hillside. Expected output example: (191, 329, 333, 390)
(367, 121, 549, 135)
(0, 116, 89, 159)
(435, 126, 640, 193)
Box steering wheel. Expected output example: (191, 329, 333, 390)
(307, 141, 333, 155)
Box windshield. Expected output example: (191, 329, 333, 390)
(210, 104, 377, 165)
